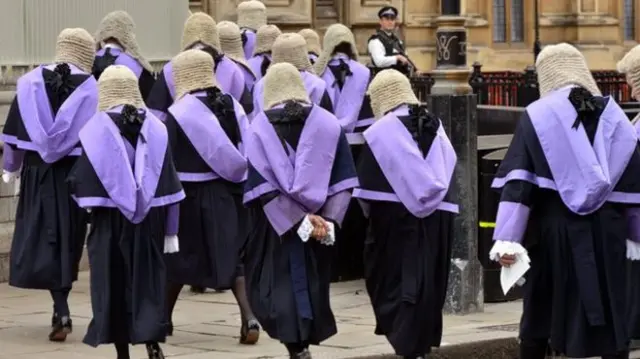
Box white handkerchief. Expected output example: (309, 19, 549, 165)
(297, 215, 314, 243)
(500, 254, 530, 295)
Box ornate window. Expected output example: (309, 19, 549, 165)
(493, 0, 525, 43)
(624, 0, 636, 41)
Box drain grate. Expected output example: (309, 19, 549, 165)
(478, 323, 519, 332)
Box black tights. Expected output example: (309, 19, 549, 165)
(520, 339, 629, 359)
(285, 341, 309, 355)
(167, 276, 255, 324)
(50, 288, 71, 317)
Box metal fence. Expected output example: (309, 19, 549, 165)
(409, 62, 635, 107)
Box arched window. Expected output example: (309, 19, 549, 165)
(624, 0, 636, 41)
(493, 0, 524, 43)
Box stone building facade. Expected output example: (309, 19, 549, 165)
(191, 0, 639, 71)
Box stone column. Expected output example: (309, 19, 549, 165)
(427, 0, 482, 314)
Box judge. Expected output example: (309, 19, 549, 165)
(313, 24, 375, 283)
(164, 49, 260, 344)
(489, 43, 640, 359)
(218, 21, 257, 91)
(299, 29, 321, 65)
(251, 33, 333, 119)
(2, 28, 98, 342)
(93, 11, 156, 100)
(353, 69, 457, 359)
(68, 65, 185, 359)
(616, 44, 640, 342)
(243, 63, 359, 358)
(247, 24, 281, 81)
(146, 12, 252, 120)
(237, 0, 267, 59)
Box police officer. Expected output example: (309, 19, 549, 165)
(367, 6, 413, 76)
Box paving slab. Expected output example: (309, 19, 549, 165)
(0, 272, 525, 358)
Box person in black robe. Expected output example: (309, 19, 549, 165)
(243, 63, 359, 359)
(313, 23, 376, 282)
(163, 49, 260, 344)
(353, 69, 457, 359)
(236, 0, 267, 59)
(93, 10, 156, 100)
(489, 43, 640, 359)
(1, 28, 98, 342)
(249, 33, 333, 120)
(616, 45, 640, 344)
(67, 65, 185, 359)
(146, 12, 253, 122)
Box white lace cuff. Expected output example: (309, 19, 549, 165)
(489, 240, 530, 263)
(627, 240, 640, 261)
(2, 170, 18, 184)
(164, 235, 179, 254)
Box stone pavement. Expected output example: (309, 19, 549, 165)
(0, 272, 525, 359)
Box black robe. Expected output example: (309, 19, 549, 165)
(356, 113, 455, 357)
(243, 106, 357, 345)
(496, 105, 640, 357)
(67, 112, 184, 346)
(4, 70, 90, 290)
(92, 49, 156, 102)
(164, 94, 248, 289)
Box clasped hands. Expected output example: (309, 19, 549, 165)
(307, 214, 330, 240)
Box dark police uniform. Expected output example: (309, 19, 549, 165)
(367, 6, 412, 77)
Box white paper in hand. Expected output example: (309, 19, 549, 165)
(500, 254, 530, 295)
(297, 215, 314, 243)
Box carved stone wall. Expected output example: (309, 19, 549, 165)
(193, 0, 639, 71)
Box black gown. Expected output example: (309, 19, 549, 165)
(92, 48, 156, 102)
(4, 70, 90, 290)
(164, 93, 248, 289)
(495, 100, 640, 358)
(67, 111, 184, 346)
(243, 106, 357, 345)
(356, 113, 455, 357)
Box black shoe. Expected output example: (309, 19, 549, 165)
(49, 315, 72, 342)
(290, 348, 312, 359)
(166, 321, 173, 336)
(145, 342, 165, 359)
(190, 286, 206, 294)
(239, 318, 260, 345)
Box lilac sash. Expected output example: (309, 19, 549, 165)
(242, 29, 256, 59)
(96, 48, 143, 78)
(164, 57, 239, 100)
(361, 111, 457, 218)
(321, 57, 370, 132)
(300, 71, 327, 106)
(527, 88, 637, 215)
(246, 105, 341, 234)
(10, 65, 98, 163)
(79, 109, 168, 223)
(168, 94, 247, 182)
(248, 54, 269, 81)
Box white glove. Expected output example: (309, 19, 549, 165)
(164, 235, 179, 254)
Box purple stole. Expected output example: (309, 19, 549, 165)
(242, 29, 257, 59)
(4, 65, 98, 163)
(321, 56, 370, 132)
(168, 94, 248, 183)
(77, 108, 184, 223)
(355, 107, 458, 217)
(96, 48, 143, 78)
(248, 54, 269, 81)
(163, 56, 242, 100)
(525, 88, 637, 214)
(245, 105, 341, 235)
